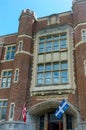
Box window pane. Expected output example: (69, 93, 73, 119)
(46, 42, 52, 52)
(37, 73, 44, 85)
(39, 43, 45, 53)
(45, 64, 51, 71)
(3, 101, 8, 106)
(60, 34, 66, 39)
(38, 65, 44, 72)
(1, 78, 6, 87)
(60, 39, 67, 49)
(61, 62, 68, 70)
(53, 41, 59, 51)
(37, 79, 43, 85)
(7, 47, 11, 51)
(11, 52, 15, 59)
(8, 71, 12, 76)
(3, 72, 8, 76)
(0, 101, 8, 120)
(12, 46, 16, 51)
(2, 108, 6, 119)
(39, 38, 45, 43)
(6, 52, 10, 60)
(53, 72, 60, 84)
(61, 71, 68, 83)
(46, 36, 52, 41)
(37, 73, 43, 79)
(1, 82, 6, 88)
(45, 72, 51, 84)
(53, 63, 59, 70)
(53, 35, 59, 40)
(0, 102, 3, 106)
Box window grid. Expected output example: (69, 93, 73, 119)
(6, 46, 16, 60)
(37, 62, 68, 85)
(0, 100, 8, 120)
(1, 70, 12, 88)
(39, 33, 67, 53)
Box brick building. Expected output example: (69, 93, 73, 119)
(0, 0, 86, 130)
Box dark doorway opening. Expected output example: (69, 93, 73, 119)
(48, 121, 63, 130)
(48, 112, 63, 130)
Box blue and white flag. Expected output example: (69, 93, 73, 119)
(55, 99, 69, 119)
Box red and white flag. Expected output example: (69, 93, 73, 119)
(22, 104, 27, 122)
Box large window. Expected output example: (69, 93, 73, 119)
(0, 100, 8, 120)
(39, 33, 67, 53)
(37, 61, 68, 85)
(6, 45, 16, 60)
(1, 70, 12, 88)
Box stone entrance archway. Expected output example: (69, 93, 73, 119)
(28, 99, 80, 130)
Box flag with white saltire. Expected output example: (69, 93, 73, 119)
(55, 99, 69, 119)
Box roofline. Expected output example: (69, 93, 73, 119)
(38, 10, 72, 21)
(0, 32, 18, 38)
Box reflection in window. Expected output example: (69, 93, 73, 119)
(46, 42, 52, 52)
(37, 61, 68, 85)
(45, 72, 52, 84)
(39, 33, 67, 53)
(0, 100, 8, 120)
(53, 72, 60, 84)
(39, 43, 45, 53)
(1, 70, 12, 88)
(37, 73, 44, 85)
(6, 46, 16, 60)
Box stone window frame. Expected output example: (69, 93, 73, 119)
(0, 99, 8, 121)
(4, 44, 16, 61)
(9, 103, 15, 121)
(31, 25, 76, 95)
(13, 68, 19, 83)
(1, 69, 12, 89)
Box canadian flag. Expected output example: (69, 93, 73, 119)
(22, 104, 27, 122)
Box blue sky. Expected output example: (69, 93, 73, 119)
(0, 0, 72, 35)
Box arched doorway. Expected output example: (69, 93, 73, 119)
(29, 100, 79, 130)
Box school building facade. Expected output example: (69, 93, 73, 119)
(0, 0, 86, 130)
